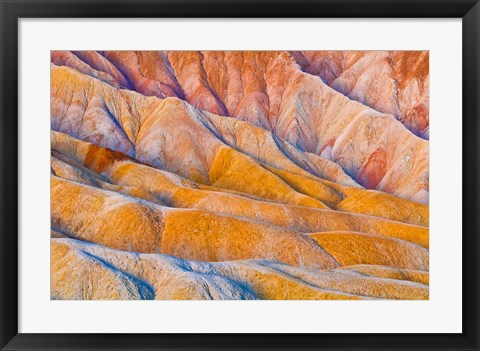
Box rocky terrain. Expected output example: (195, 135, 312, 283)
(51, 51, 429, 300)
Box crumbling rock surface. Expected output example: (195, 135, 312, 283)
(50, 51, 429, 300)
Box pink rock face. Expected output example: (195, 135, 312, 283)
(51, 51, 429, 138)
(51, 51, 429, 202)
(298, 51, 429, 138)
(357, 147, 387, 189)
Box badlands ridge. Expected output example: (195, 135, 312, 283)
(51, 51, 429, 300)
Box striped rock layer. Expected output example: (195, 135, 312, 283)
(50, 51, 429, 300)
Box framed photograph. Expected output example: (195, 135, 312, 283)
(1, 0, 478, 350)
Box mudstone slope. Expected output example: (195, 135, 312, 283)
(50, 50, 429, 300)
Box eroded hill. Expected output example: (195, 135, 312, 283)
(50, 51, 429, 300)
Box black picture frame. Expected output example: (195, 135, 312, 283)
(1, 0, 478, 350)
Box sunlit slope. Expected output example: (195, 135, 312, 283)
(50, 51, 430, 300)
(51, 174, 340, 269)
(51, 132, 428, 275)
(51, 68, 429, 221)
(52, 131, 428, 242)
(51, 56, 428, 202)
(310, 232, 428, 271)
